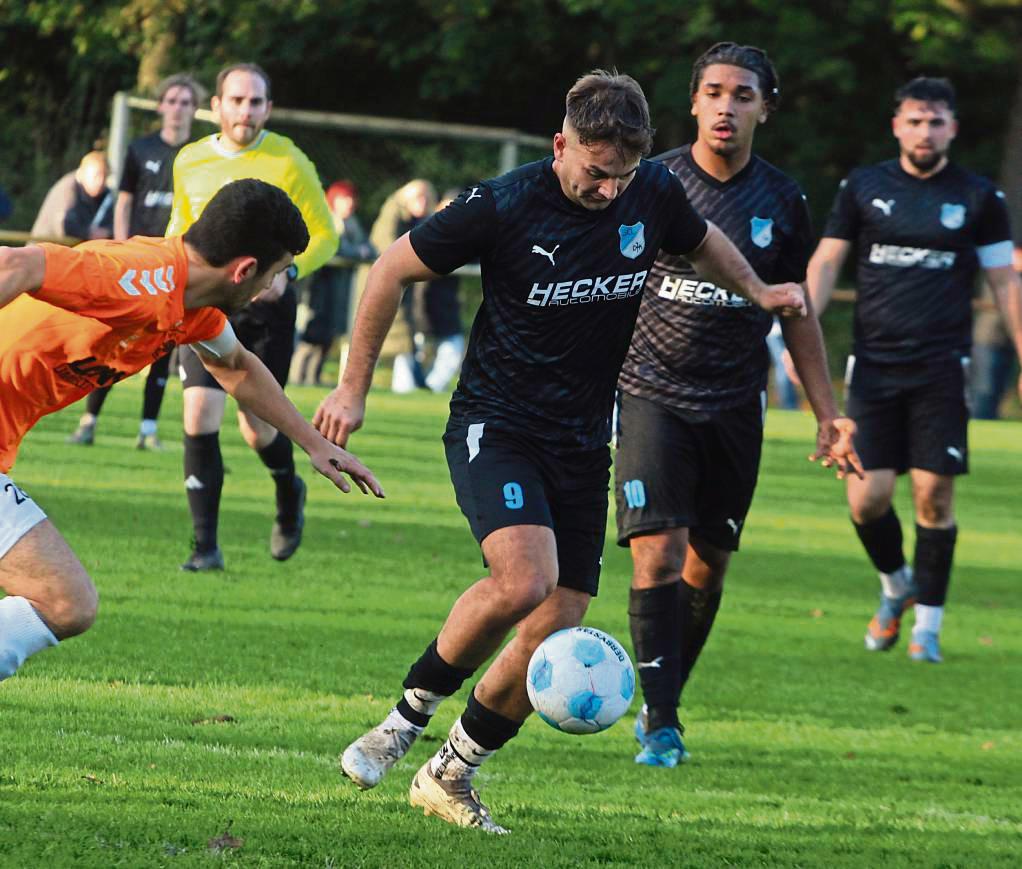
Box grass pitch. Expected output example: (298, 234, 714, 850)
(1, 377, 1019, 867)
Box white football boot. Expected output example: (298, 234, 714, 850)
(340, 717, 420, 789)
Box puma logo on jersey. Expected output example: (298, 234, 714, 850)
(531, 243, 560, 266)
(727, 518, 743, 535)
(871, 198, 895, 216)
(466, 187, 482, 203)
(637, 656, 663, 670)
(145, 160, 162, 173)
(946, 446, 963, 463)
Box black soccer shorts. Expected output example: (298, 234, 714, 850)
(444, 421, 611, 596)
(614, 391, 765, 552)
(179, 288, 297, 391)
(845, 354, 970, 476)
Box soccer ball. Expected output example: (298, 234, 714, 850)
(526, 626, 635, 735)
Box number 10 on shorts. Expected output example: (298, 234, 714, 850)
(622, 479, 646, 509)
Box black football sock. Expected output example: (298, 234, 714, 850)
(256, 432, 299, 523)
(852, 508, 906, 574)
(677, 581, 723, 693)
(141, 353, 171, 422)
(629, 583, 683, 733)
(913, 524, 957, 607)
(183, 432, 223, 553)
(85, 385, 110, 417)
(459, 688, 523, 750)
(396, 638, 476, 727)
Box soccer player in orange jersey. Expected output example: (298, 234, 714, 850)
(0, 179, 383, 681)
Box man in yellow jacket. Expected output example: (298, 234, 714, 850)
(167, 62, 338, 571)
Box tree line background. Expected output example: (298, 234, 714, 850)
(1, 0, 1020, 241)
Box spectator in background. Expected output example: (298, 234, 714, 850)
(0, 186, 11, 223)
(291, 180, 376, 386)
(357, 179, 436, 393)
(971, 246, 1022, 419)
(765, 317, 799, 409)
(412, 188, 466, 393)
(67, 73, 204, 450)
(31, 151, 113, 240)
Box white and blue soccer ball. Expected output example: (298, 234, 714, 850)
(526, 626, 635, 735)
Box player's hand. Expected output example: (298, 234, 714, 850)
(251, 268, 289, 305)
(756, 282, 806, 318)
(309, 439, 385, 498)
(809, 416, 864, 479)
(314, 387, 365, 448)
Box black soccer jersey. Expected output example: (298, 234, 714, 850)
(119, 132, 183, 237)
(822, 160, 1012, 365)
(409, 157, 708, 450)
(618, 146, 813, 412)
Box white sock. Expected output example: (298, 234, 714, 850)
(0, 596, 59, 680)
(382, 706, 423, 735)
(879, 564, 913, 598)
(429, 717, 495, 782)
(139, 419, 158, 436)
(914, 604, 943, 634)
(78, 413, 97, 428)
(403, 687, 447, 717)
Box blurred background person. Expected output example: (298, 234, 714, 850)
(31, 150, 113, 241)
(291, 180, 376, 386)
(67, 73, 204, 449)
(970, 246, 1022, 419)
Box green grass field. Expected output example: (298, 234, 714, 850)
(2, 377, 1020, 867)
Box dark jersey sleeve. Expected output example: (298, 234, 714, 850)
(974, 187, 1012, 247)
(118, 143, 141, 195)
(659, 172, 709, 255)
(822, 175, 860, 240)
(409, 184, 498, 274)
(776, 192, 814, 283)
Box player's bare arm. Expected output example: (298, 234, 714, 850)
(781, 289, 864, 479)
(984, 264, 1022, 402)
(806, 237, 852, 316)
(198, 341, 385, 497)
(314, 233, 439, 445)
(687, 221, 806, 317)
(0, 246, 45, 310)
(113, 192, 133, 240)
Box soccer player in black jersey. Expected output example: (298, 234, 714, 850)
(808, 77, 1022, 663)
(67, 74, 203, 451)
(315, 71, 805, 833)
(615, 43, 862, 769)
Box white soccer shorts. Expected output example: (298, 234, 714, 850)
(0, 472, 47, 560)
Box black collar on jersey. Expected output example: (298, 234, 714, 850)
(679, 144, 758, 191)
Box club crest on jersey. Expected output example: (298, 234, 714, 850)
(940, 203, 965, 230)
(618, 222, 645, 259)
(750, 217, 773, 248)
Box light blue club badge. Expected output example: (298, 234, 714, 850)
(618, 222, 645, 259)
(940, 203, 965, 230)
(751, 216, 773, 248)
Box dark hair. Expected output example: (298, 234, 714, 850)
(183, 179, 308, 274)
(565, 70, 655, 158)
(216, 62, 272, 100)
(156, 73, 206, 106)
(894, 77, 956, 113)
(690, 42, 780, 111)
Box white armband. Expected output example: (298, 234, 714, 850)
(976, 240, 1013, 269)
(192, 321, 238, 359)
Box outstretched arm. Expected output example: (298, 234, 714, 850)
(687, 222, 806, 318)
(313, 233, 439, 446)
(197, 340, 384, 498)
(0, 246, 45, 311)
(781, 287, 863, 479)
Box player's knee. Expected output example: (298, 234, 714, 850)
(849, 496, 890, 525)
(494, 570, 557, 618)
(916, 500, 953, 527)
(45, 576, 99, 639)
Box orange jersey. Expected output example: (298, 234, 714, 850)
(0, 236, 226, 471)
